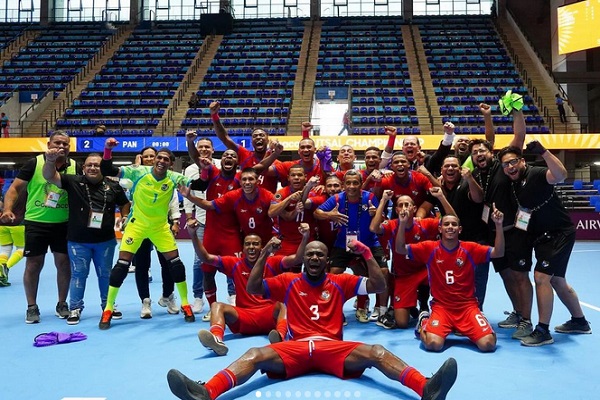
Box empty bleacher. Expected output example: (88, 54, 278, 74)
(416, 15, 546, 134)
(180, 18, 304, 136)
(317, 17, 419, 135)
(0, 22, 115, 100)
(55, 20, 203, 136)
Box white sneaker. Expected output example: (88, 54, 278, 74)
(128, 265, 136, 273)
(369, 307, 381, 322)
(158, 293, 180, 314)
(192, 297, 204, 314)
(228, 294, 236, 306)
(140, 298, 152, 319)
(202, 311, 211, 322)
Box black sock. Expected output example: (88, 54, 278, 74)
(537, 323, 549, 332)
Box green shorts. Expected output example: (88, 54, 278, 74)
(0, 225, 25, 247)
(120, 218, 177, 254)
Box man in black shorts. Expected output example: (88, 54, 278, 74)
(498, 142, 591, 346)
(0, 131, 81, 323)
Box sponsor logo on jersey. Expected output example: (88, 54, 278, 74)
(299, 291, 308, 296)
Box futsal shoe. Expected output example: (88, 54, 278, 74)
(99, 310, 113, 330)
(422, 357, 458, 400)
(198, 329, 228, 356)
(167, 369, 210, 400)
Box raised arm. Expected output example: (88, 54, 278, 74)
(281, 223, 311, 268)
(527, 141, 567, 184)
(480, 103, 495, 147)
(489, 205, 505, 258)
(42, 148, 64, 187)
(428, 186, 457, 216)
(100, 137, 122, 177)
(508, 109, 526, 150)
(254, 140, 283, 174)
(379, 126, 397, 169)
(247, 237, 282, 295)
(268, 191, 302, 218)
(347, 240, 386, 294)
(394, 211, 410, 255)
(370, 189, 393, 235)
(461, 167, 483, 203)
(178, 184, 215, 210)
(210, 101, 237, 151)
(187, 223, 220, 266)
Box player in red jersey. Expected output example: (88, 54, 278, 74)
(168, 239, 458, 400)
(189, 223, 311, 356)
(181, 168, 276, 246)
(378, 152, 433, 208)
(396, 209, 505, 352)
(370, 189, 455, 329)
(312, 175, 342, 252)
(266, 136, 326, 187)
(185, 146, 242, 321)
(269, 167, 323, 258)
(208, 101, 280, 193)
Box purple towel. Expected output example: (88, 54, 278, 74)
(316, 146, 333, 173)
(34, 331, 87, 347)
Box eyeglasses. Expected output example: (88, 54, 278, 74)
(471, 148, 489, 155)
(501, 158, 521, 168)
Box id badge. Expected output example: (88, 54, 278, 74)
(514, 206, 531, 231)
(481, 204, 491, 223)
(88, 211, 104, 229)
(346, 230, 358, 251)
(45, 191, 61, 208)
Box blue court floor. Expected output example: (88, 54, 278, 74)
(1, 240, 599, 400)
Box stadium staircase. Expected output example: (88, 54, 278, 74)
(159, 35, 223, 136)
(287, 20, 322, 136)
(402, 24, 440, 135)
(23, 24, 135, 137)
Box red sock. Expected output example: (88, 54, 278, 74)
(205, 289, 217, 306)
(399, 366, 426, 396)
(356, 294, 368, 310)
(276, 319, 288, 340)
(209, 324, 225, 341)
(205, 368, 237, 399)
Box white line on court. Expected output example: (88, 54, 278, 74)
(580, 301, 600, 312)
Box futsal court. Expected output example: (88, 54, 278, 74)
(2, 240, 599, 400)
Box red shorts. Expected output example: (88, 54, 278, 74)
(229, 304, 277, 335)
(392, 269, 429, 309)
(267, 340, 363, 379)
(424, 303, 494, 343)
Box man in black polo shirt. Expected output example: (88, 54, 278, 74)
(43, 151, 130, 325)
(498, 142, 591, 346)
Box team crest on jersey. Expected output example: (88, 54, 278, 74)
(456, 258, 464, 267)
(125, 237, 134, 245)
(320, 290, 331, 300)
(361, 204, 368, 211)
(256, 207, 263, 214)
(274, 193, 282, 200)
(412, 190, 419, 197)
(414, 234, 421, 241)
(161, 184, 169, 191)
(430, 319, 439, 327)
(228, 184, 234, 190)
